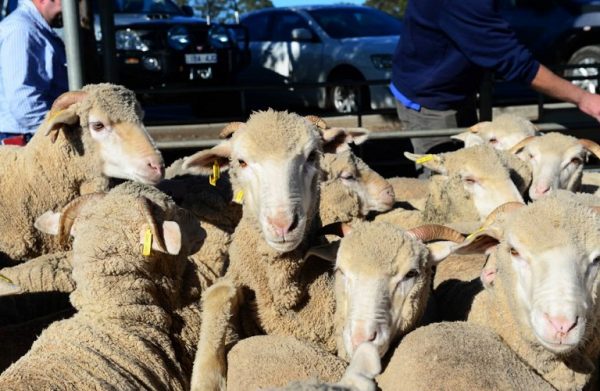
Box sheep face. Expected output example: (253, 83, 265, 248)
(452, 114, 537, 150)
(322, 151, 394, 215)
(462, 197, 600, 354)
(514, 133, 586, 200)
(407, 146, 524, 221)
(330, 223, 459, 360)
(183, 110, 322, 253)
(45, 84, 165, 185)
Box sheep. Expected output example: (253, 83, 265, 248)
(0, 181, 205, 390)
(429, 194, 600, 390)
(0, 83, 164, 264)
(451, 113, 539, 150)
(509, 132, 600, 200)
(375, 145, 528, 229)
(377, 321, 556, 390)
(228, 337, 380, 391)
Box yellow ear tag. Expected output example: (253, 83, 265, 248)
(142, 228, 153, 256)
(233, 190, 244, 204)
(0, 273, 13, 284)
(466, 227, 484, 241)
(416, 154, 434, 164)
(209, 160, 220, 186)
(47, 109, 64, 122)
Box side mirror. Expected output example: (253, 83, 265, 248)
(181, 5, 194, 17)
(291, 28, 313, 41)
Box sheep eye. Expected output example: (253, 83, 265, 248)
(463, 177, 477, 185)
(238, 159, 247, 168)
(571, 157, 582, 166)
(488, 138, 498, 144)
(90, 122, 105, 131)
(404, 269, 419, 279)
(528, 153, 534, 160)
(340, 172, 356, 181)
(510, 247, 519, 257)
(593, 256, 600, 265)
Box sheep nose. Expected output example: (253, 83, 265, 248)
(534, 184, 550, 197)
(379, 185, 395, 208)
(146, 156, 165, 177)
(267, 213, 298, 238)
(545, 313, 578, 337)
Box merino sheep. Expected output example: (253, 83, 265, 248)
(375, 145, 528, 229)
(0, 83, 164, 264)
(451, 113, 539, 150)
(0, 181, 204, 390)
(434, 194, 600, 390)
(509, 132, 600, 200)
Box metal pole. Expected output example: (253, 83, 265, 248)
(62, 0, 83, 90)
(98, 0, 118, 83)
(478, 70, 493, 121)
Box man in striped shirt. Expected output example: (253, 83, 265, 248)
(0, 0, 67, 145)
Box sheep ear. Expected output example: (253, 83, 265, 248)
(161, 221, 182, 255)
(304, 241, 341, 263)
(34, 211, 62, 235)
(321, 127, 370, 153)
(452, 226, 503, 255)
(426, 241, 458, 264)
(43, 107, 80, 143)
(404, 152, 446, 174)
(181, 140, 232, 175)
(450, 132, 484, 147)
(139, 221, 182, 255)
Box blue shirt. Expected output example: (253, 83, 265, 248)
(0, 1, 68, 134)
(391, 0, 540, 111)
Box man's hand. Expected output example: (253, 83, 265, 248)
(577, 92, 600, 122)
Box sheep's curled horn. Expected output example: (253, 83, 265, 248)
(305, 115, 328, 130)
(219, 122, 244, 139)
(481, 201, 525, 228)
(45, 90, 88, 143)
(320, 222, 464, 244)
(57, 193, 107, 245)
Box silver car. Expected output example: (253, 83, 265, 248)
(238, 5, 402, 113)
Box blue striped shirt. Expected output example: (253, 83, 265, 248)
(0, 1, 68, 134)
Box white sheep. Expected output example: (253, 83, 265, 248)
(0, 181, 204, 390)
(451, 113, 539, 150)
(417, 194, 600, 390)
(509, 132, 600, 199)
(0, 83, 164, 264)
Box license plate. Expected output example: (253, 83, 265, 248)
(185, 53, 218, 64)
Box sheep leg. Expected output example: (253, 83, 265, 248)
(191, 279, 242, 391)
(0, 251, 74, 295)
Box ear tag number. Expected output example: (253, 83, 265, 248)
(416, 155, 434, 164)
(142, 228, 153, 256)
(209, 160, 220, 186)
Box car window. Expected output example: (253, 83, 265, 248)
(269, 11, 311, 41)
(308, 7, 402, 39)
(113, 0, 182, 14)
(242, 13, 272, 41)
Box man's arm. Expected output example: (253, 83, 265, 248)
(530, 64, 600, 122)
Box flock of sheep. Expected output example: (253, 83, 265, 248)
(0, 82, 598, 391)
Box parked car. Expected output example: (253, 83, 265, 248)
(238, 5, 402, 114)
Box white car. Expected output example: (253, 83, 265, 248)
(238, 5, 402, 113)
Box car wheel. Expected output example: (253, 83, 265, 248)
(565, 45, 600, 94)
(327, 75, 370, 114)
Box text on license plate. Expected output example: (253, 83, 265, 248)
(185, 53, 218, 64)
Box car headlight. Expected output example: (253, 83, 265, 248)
(115, 29, 149, 52)
(168, 25, 191, 51)
(209, 26, 231, 49)
(371, 54, 393, 70)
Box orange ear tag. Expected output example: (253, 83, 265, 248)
(209, 160, 220, 186)
(142, 227, 153, 256)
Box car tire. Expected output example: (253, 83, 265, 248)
(565, 45, 600, 94)
(327, 74, 370, 114)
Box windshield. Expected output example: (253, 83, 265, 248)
(307, 7, 402, 39)
(113, 0, 182, 14)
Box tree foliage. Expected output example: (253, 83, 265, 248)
(179, 0, 274, 22)
(364, 0, 408, 19)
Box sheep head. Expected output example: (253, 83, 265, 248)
(42, 83, 165, 185)
(510, 132, 600, 200)
(321, 150, 394, 216)
(308, 222, 463, 360)
(455, 194, 600, 354)
(405, 145, 524, 222)
(451, 113, 538, 150)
